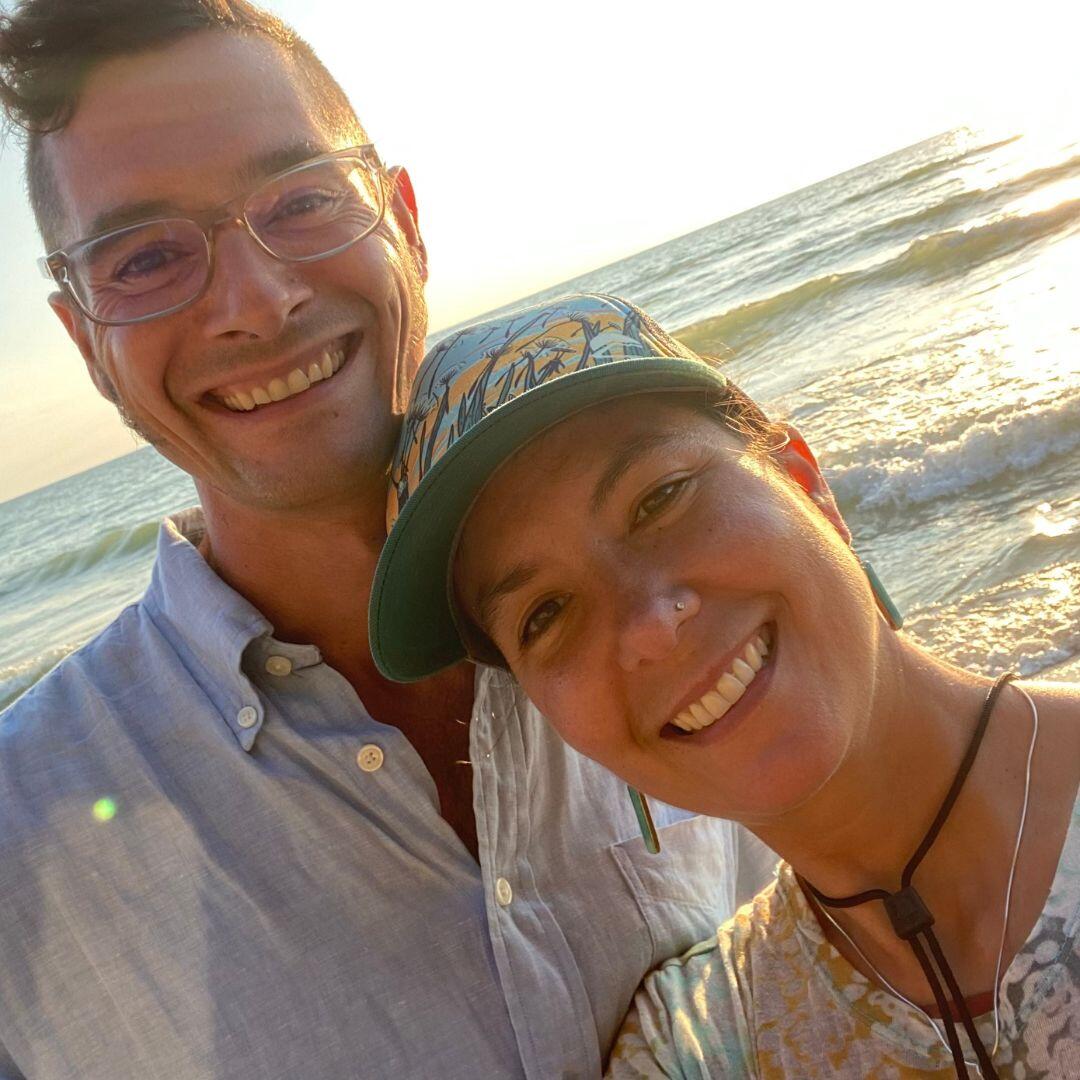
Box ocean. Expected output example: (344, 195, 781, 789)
(2, 126, 1078, 711)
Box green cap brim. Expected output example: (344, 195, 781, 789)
(369, 357, 728, 682)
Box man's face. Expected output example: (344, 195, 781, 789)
(45, 31, 428, 512)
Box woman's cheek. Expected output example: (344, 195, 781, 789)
(528, 669, 608, 758)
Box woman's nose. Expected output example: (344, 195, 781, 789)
(615, 588, 700, 672)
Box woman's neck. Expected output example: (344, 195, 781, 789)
(749, 649, 1044, 1003)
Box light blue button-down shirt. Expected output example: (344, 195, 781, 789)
(0, 510, 774, 1080)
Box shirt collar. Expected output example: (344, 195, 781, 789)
(142, 507, 273, 749)
(141, 510, 521, 752)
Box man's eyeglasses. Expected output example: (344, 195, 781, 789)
(38, 144, 386, 327)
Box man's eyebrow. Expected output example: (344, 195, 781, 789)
(589, 431, 686, 514)
(79, 140, 335, 243)
(475, 561, 540, 638)
(81, 199, 182, 244)
(234, 139, 335, 185)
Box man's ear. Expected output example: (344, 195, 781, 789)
(770, 423, 851, 544)
(48, 291, 117, 404)
(385, 165, 428, 283)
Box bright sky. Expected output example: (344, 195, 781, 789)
(0, 0, 1077, 502)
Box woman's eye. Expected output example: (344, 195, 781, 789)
(633, 477, 689, 525)
(520, 597, 565, 646)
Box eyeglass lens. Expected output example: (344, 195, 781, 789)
(66, 155, 383, 324)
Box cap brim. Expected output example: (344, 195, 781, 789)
(369, 357, 728, 682)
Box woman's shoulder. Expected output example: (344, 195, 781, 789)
(649, 868, 797, 985)
(1025, 678, 1080, 832)
(1025, 676, 1080, 726)
(606, 872, 802, 1078)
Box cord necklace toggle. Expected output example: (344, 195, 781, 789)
(802, 672, 1019, 1079)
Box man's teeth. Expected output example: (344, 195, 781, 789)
(671, 629, 772, 734)
(222, 345, 346, 411)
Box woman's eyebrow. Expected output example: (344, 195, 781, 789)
(589, 431, 685, 514)
(471, 431, 685, 632)
(475, 561, 540, 636)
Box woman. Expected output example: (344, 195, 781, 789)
(370, 293, 1079, 1077)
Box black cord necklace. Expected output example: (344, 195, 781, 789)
(802, 672, 1016, 1079)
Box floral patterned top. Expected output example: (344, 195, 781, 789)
(608, 791, 1080, 1078)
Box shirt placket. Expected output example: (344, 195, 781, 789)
(472, 671, 601, 1080)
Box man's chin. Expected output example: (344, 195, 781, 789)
(194, 457, 389, 517)
(141, 406, 400, 516)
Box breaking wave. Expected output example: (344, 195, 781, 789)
(678, 197, 1080, 352)
(826, 392, 1080, 512)
(0, 518, 159, 599)
(852, 152, 1080, 251)
(0, 643, 80, 712)
(841, 134, 1023, 207)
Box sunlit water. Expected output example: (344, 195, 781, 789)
(2, 126, 1078, 709)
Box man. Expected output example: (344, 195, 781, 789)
(0, 2, 773, 1076)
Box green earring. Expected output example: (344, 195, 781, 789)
(628, 787, 661, 854)
(859, 559, 904, 631)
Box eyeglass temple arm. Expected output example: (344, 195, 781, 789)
(38, 254, 66, 282)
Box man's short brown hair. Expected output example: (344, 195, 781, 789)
(0, 0, 365, 249)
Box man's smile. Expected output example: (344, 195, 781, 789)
(207, 332, 359, 413)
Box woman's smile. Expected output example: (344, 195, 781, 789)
(663, 623, 774, 737)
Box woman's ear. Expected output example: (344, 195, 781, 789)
(770, 423, 851, 544)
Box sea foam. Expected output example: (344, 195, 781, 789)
(826, 390, 1080, 511)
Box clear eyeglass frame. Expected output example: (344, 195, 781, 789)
(37, 143, 386, 327)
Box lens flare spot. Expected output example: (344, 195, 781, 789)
(92, 797, 117, 822)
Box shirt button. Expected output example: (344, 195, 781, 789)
(495, 877, 513, 906)
(236, 706, 258, 729)
(265, 655, 293, 677)
(356, 744, 384, 772)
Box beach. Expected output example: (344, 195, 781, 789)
(2, 126, 1078, 710)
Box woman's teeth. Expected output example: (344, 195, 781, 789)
(221, 344, 346, 411)
(671, 629, 772, 734)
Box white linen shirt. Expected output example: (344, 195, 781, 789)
(0, 510, 773, 1080)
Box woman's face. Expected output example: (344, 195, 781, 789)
(454, 396, 885, 823)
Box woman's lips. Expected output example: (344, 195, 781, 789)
(661, 625, 777, 743)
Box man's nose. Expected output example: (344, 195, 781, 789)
(615, 585, 700, 672)
(199, 223, 314, 340)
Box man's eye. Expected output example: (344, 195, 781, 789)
(270, 189, 338, 221)
(520, 597, 565, 646)
(633, 478, 689, 525)
(114, 244, 184, 282)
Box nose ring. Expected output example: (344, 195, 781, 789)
(674, 600, 686, 612)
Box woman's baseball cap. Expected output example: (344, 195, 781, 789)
(369, 293, 730, 682)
